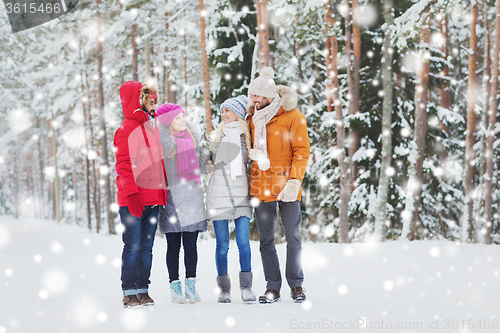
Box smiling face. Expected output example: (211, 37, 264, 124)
(170, 112, 186, 132)
(143, 97, 157, 116)
(221, 107, 239, 124)
(250, 94, 273, 111)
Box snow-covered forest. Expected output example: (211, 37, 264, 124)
(0, 0, 499, 244)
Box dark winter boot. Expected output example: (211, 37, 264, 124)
(137, 292, 154, 306)
(216, 275, 231, 303)
(258, 289, 280, 304)
(123, 295, 141, 309)
(239, 271, 256, 302)
(291, 287, 306, 303)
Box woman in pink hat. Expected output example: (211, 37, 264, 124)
(156, 103, 207, 304)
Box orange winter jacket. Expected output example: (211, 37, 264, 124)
(248, 86, 310, 203)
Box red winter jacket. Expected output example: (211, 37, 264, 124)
(114, 81, 167, 207)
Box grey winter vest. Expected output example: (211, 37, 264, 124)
(199, 132, 252, 221)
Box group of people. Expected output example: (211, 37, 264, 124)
(113, 67, 311, 309)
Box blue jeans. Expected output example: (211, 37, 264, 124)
(213, 216, 251, 276)
(119, 205, 159, 296)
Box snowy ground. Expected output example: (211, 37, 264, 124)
(0, 216, 499, 333)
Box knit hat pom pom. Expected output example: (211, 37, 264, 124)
(257, 156, 270, 171)
(260, 67, 274, 78)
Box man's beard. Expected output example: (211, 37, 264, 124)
(256, 99, 270, 110)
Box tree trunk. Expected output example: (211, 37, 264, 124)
(132, 24, 138, 82)
(96, 1, 116, 235)
(72, 148, 78, 225)
(12, 148, 19, 219)
(463, 3, 478, 242)
(165, 11, 171, 102)
(255, 0, 270, 69)
(348, 0, 361, 193)
(344, 0, 353, 117)
(36, 117, 46, 218)
(325, 2, 349, 243)
(438, 14, 451, 162)
(402, 18, 430, 240)
(81, 72, 92, 230)
(50, 112, 61, 224)
(89, 74, 101, 231)
(144, 20, 152, 82)
(198, 0, 213, 133)
(182, 32, 187, 110)
(374, 0, 394, 241)
(411, 25, 431, 240)
(485, 0, 500, 244)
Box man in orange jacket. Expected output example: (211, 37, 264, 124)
(246, 67, 310, 304)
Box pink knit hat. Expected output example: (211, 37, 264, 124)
(157, 103, 185, 127)
(248, 67, 276, 98)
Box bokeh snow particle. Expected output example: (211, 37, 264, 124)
(97, 312, 108, 322)
(4, 268, 13, 277)
(301, 300, 312, 311)
(43, 269, 69, 294)
(359, 3, 378, 27)
(39, 289, 49, 300)
(116, 224, 126, 234)
(343, 246, 353, 257)
(121, 310, 147, 330)
(250, 197, 260, 208)
(0, 326, 5, 333)
(110, 203, 119, 213)
(83, 238, 90, 246)
(319, 176, 329, 187)
(337, 285, 348, 295)
(50, 241, 64, 255)
(95, 254, 106, 265)
(73, 296, 100, 327)
(429, 247, 440, 257)
(34, 254, 42, 263)
(383, 280, 394, 291)
(324, 224, 334, 238)
(309, 224, 320, 235)
(0, 223, 10, 249)
(113, 258, 121, 269)
(302, 248, 328, 272)
(225, 317, 235, 327)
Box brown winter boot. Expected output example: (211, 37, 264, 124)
(290, 287, 306, 303)
(137, 293, 154, 306)
(123, 295, 141, 309)
(258, 289, 280, 304)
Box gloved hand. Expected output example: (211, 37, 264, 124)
(126, 193, 145, 217)
(277, 179, 301, 202)
(206, 160, 215, 176)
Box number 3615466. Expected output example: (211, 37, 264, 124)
(5, 2, 62, 14)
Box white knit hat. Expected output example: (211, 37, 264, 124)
(248, 67, 276, 98)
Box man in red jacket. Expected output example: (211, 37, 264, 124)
(114, 81, 167, 308)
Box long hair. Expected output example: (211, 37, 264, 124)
(212, 118, 251, 153)
(167, 124, 197, 159)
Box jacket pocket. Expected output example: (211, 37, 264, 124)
(270, 165, 290, 196)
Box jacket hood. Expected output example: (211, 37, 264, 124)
(245, 85, 298, 116)
(120, 81, 148, 123)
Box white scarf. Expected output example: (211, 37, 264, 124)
(249, 94, 281, 165)
(222, 121, 244, 180)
